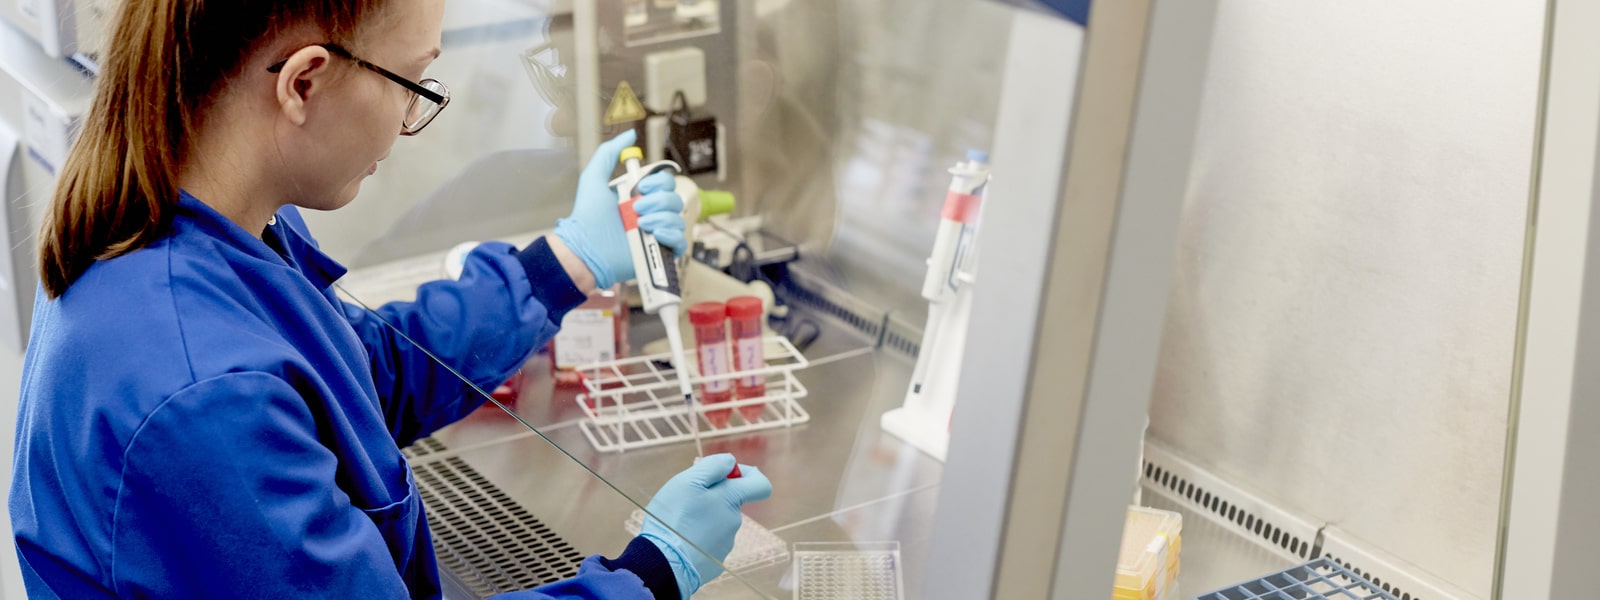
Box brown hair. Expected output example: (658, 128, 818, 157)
(38, 0, 389, 297)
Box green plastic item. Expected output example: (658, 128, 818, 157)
(699, 189, 736, 220)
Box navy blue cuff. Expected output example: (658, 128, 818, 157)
(599, 536, 681, 600)
(513, 237, 589, 326)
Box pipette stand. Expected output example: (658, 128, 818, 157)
(880, 274, 977, 463)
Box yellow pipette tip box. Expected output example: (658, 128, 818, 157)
(1113, 505, 1183, 600)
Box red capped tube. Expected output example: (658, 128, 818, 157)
(726, 296, 767, 422)
(688, 302, 734, 427)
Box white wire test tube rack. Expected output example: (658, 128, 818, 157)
(575, 336, 811, 452)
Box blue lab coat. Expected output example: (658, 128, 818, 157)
(10, 193, 679, 599)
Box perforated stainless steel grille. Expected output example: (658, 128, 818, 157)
(405, 441, 585, 598)
(406, 436, 448, 458)
(1143, 443, 1445, 600)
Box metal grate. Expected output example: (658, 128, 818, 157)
(777, 267, 925, 361)
(1319, 552, 1427, 600)
(404, 436, 449, 459)
(1143, 460, 1320, 563)
(1195, 558, 1399, 600)
(880, 315, 922, 361)
(778, 271, 886, 342)
(411, 455, 585, 598)
(1140, 443, 1459, 600)
(782, 283, 882, 339)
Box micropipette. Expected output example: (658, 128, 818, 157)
(611, 147, 703, 457)
(909, 151, 990, 395)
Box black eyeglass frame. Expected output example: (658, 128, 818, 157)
(267, 43, 449, 134)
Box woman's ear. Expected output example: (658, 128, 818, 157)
(273, 45, 335, 127)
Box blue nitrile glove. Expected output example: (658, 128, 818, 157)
(640, 454, 773, 599)
(554, 130, 687, 290)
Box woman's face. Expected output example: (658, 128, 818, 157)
(275, 0, 446, 211)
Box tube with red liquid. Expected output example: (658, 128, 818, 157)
(550, 285, 629, 389)
(726, 296, 767, 423)
(688, 302, 734, 428)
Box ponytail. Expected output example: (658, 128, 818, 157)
(38, 0, 387, 298)
(39, 0, 180, 297)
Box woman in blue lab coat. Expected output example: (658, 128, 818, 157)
(8, 1, 770, 598)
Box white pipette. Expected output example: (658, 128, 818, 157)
(909, 150, 991, 395)
(658, 304, 700, 456)
(611, 147, 703, 457)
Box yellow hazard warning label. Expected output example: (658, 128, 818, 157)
(603, 81, 648, 126)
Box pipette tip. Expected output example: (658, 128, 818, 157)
(687, 393, 703, 457)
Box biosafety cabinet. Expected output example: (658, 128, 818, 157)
(5, 1, 1600, 598)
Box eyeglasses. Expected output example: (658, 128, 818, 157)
(267, 44, 450, 136)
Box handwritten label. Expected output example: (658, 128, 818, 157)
(554, 309, 616, 368)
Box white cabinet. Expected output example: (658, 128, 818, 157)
(0, 17, 91, 351)
(0, 0, 74, 58)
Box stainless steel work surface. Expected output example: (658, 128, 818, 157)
(422, 305, 943, 598)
